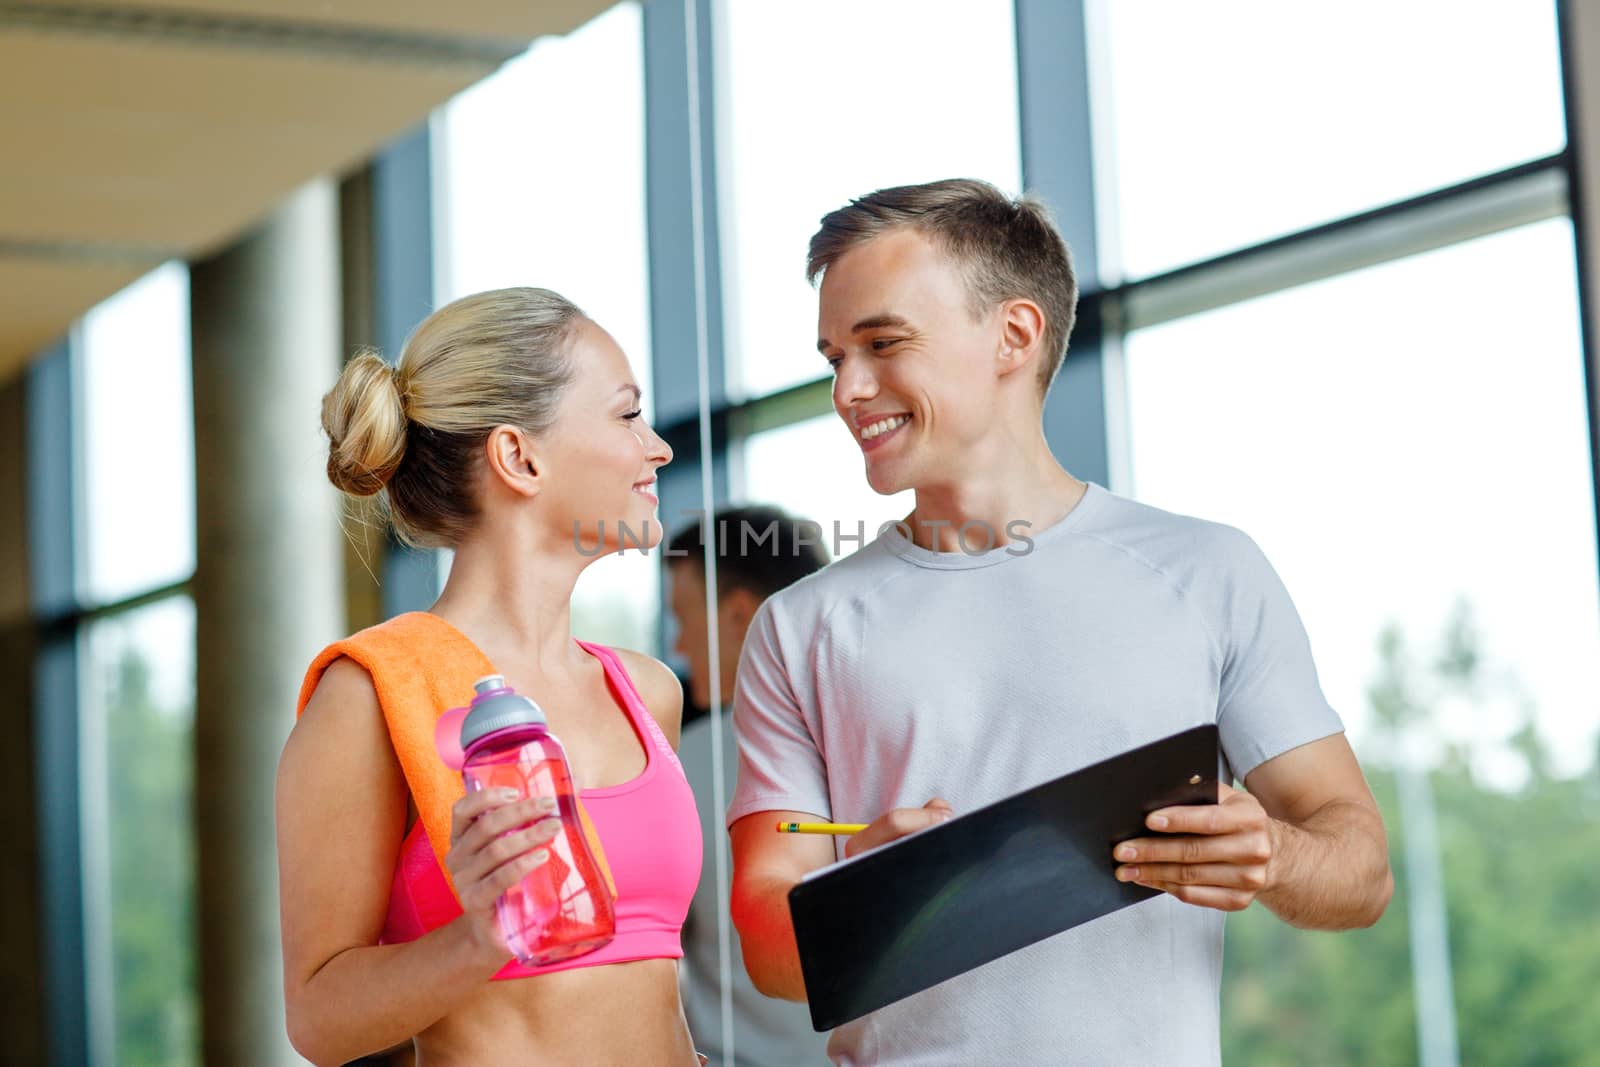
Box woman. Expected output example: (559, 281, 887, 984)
(279, 287, 705, 1065)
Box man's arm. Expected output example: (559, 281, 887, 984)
(1112, 733, 1393, 930)
(1248, 734, 1393, 927)
(729, 809, 835, 1001)
(725, 600, 836, 1001)
(730, 799, 953, 1000)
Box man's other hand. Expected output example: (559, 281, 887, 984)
(1111, 783, 1274, 912)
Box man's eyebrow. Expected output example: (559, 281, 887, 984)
(852, 313, 911, 333)
(817, 313, 912, 354)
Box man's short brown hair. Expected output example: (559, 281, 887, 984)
(806, 178, 1078, 397)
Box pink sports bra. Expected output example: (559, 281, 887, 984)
(380, 640, 703, 979)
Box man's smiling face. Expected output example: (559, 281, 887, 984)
(816, 227, 1003, 497)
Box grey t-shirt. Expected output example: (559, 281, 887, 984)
(728, 483, 1343, 1066)
(678, 710, 831, 1066)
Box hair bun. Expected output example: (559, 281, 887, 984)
(321, 351, 408, 497)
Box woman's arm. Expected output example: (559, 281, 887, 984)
(277, 658, 558, 1065)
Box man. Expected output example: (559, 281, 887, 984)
(667, 506, 832, 1067)
(727, 179, 1394, 1065)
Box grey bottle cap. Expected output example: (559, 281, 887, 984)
(459, 674, 547, 751)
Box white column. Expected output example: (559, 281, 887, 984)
(189, 179, 345, 1065)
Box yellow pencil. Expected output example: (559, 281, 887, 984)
(775, 821, 868, 835)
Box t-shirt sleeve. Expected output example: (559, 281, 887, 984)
(1215, 531, 1345, 781)
(726, 599, 832, 828)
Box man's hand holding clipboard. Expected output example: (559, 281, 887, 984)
(1111, 780, 1275, 912)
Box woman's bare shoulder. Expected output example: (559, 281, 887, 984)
(610, 648, 684, 748)
(283, 656, 393, 780)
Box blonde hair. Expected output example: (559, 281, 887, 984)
(807, 178, 1078, 397)
(321, 287, 584, 547)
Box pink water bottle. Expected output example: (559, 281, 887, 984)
(435, 674, 616, 966)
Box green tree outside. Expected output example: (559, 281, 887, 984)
(103, 645, 199, 1067)
(1221, 606, 1600, 1065)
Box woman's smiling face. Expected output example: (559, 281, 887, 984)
(538, 316, 672, 554)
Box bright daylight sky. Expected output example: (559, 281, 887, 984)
(80, 1, 1595, 778)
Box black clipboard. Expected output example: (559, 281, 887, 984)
(787, 724, 1220, 1031)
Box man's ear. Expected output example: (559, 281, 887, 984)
(996, 298, 1046, 380)
(484, 424, 542, 499)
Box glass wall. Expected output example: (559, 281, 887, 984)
(70, 265, 200, 1066)
(1101, 4, 1598, 1049)
(698, 4, 1598, 1064)
(24, 3, 1598, 1064)
(1125, 218, 1600, 1062)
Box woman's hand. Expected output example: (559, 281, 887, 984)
(444, 789, 560, 963)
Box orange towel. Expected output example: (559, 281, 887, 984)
(296, 611, 617, 900)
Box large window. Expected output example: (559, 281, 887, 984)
(717, 0, 1023, 399)
(80, 598, 199, 1067)
(63, 264, 201, 1066)
(78, 263, 194, 605)
(706, 6, 1597, 1063)
(1125, 221, 1600, 1061)
(437, 2, 658, 653)
(1096, 0, 1567, 280)
(1125, 219, 1598, 758)
(28, 6, 1597, 1065)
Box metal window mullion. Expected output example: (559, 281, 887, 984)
(25, 336, 93, 1067)
(643, 2, 736, 1062)
(1119, 158, 1568, 333)
(1015, 0, 1123, 491)
(371, 124, 447, 616)
(644, 0, 730, 425)
(1559, 0, 1600, 592)
(649, 158, 1574, 453)
(644, 0, 731, 589)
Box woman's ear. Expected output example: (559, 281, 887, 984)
(484, 424, 541, 498)
(996, 298, 1046, 380)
